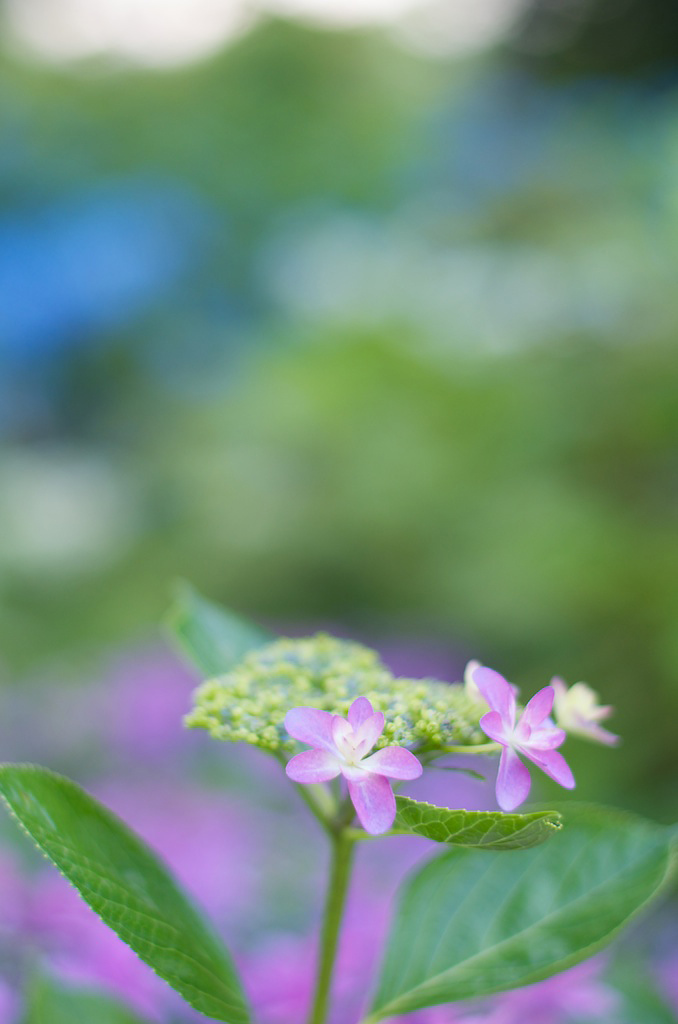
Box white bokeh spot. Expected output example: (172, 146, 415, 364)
(4, 0, 526, 67)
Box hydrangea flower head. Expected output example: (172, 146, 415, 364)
(472, 666, 575, 812)
(285, 697, 422, 835)
(550, 677, 620, 746)
(187, 635, 485, 753)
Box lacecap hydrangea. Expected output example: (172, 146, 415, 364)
(185, 634, 487, 754)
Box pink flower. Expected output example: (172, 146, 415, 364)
(285, 697, 422, 835)
(464, 659, 519, 705)
(472, 666, 575, 812)
(550, 677, 620, 746)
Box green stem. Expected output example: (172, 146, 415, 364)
(306, 831, 355, 1024)
(440, 742, 500, 755)
(294, 781, 337, 835)
(416, 742, 500, 763)
(275, 751, 336, 835)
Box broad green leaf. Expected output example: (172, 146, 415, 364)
(392, 796, 562, 850)
(365, 805, 676, 1022)
(0, 764, 250, 1024)
(165, 583, 272, 677)
(26, 974, 151, 1024)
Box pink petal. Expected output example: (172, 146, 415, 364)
(588, 704, 615, 723)
(580, 721, 620, 746)
(495, 746, 531, 811)
(527, 724, 567, 750)
(347, 697, 374, 729)
(520, 686, 555, 730)
(353, 712, 385, 757)
(285, 708, 336, 753)
(361, 746, 422, 780)
(331, 716, 352, 749)
(472, 667, 515, 728)
(479, 710, 509, 745)
(285, 749, 342, 784)
(523, 747, 576, 790)
(550, 676, 567, 697)
(341, 763, 369, 783)
(347, 774, 396, 835)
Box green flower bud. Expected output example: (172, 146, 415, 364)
(185, 634, 487, 754)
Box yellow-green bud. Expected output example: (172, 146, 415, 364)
(184, 634, 487, 754)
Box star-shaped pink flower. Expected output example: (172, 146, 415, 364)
(284, 697, 422, 835)
(472, 666, 575, 812)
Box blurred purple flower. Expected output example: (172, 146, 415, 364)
(240, 933, 316, 1024)
(656, 949, 678, 1014)
(98, 646, 199, 760)
(0, 981, 20, 1024)
(376, 639, 460, 682)
(446, 959, 618, 1024)
(0, 849, 30, 936)
(93, 781, 261, 917)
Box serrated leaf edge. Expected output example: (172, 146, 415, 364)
(0, 763, 250, 1023)
(392, 797, 562, 848)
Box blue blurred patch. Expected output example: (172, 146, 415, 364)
(0, 179, 210, 363)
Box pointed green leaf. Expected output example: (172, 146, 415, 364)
(392, 797, 562, 849)
(0, 764, 250, 1024)
(165, 584, 272, 677)
(366, 805, 676, 1022)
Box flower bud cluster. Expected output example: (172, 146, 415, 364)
(185, 634, 486, 753)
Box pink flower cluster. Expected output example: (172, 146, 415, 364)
(0, 643, 636, 1024)
(285, 671, 580, 825)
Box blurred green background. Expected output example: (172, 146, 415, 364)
(1, 0, 677, 823)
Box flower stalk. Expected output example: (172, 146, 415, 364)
(307, 829, 356, 1024)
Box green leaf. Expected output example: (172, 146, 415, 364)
(165, 583, 272, 677)
(0, 764, 250, 1024)
(366, 804, 676, 1022)
(392, 796, 562, 850)
(26, 974, 151, 1024)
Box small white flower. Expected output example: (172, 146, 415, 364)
(551, 678, 619, 746)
